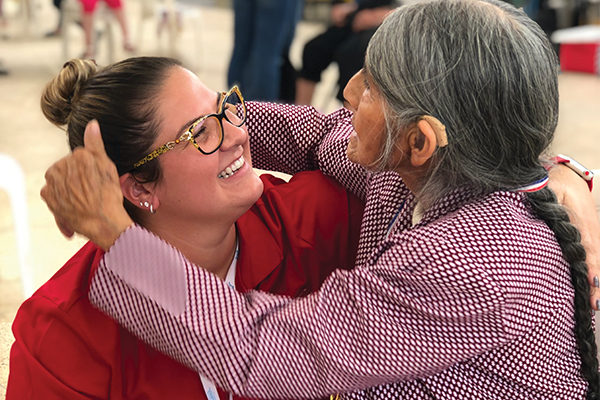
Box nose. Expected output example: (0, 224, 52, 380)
(219, 120, 248, 151)
(342, 71, 363, 113)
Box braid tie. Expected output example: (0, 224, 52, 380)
(527, 188, 600, 399)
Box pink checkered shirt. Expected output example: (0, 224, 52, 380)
(89, 103, 586, 399)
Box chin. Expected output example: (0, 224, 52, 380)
(346, 138, 359, 163)
(240, 169, 264, 201)
(347, 152, 360, 165)
(346, 143, 367, 167)
(249, 174, 264, 199)
(347, 150, 380, 171)
(233, 176, 264, 217)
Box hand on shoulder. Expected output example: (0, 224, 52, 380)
(549, 161, 600, 310)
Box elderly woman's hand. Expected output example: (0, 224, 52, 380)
(41, 120, 133, 251)
(549, 164, 600, 310)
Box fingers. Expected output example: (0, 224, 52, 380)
(41, 158, 68, 216)
(591, 287, 599, 312)
(83, 120, 121, 184)
(41, 150, 94, 237)
(83, 119, 107, 157)
(41, 179, 74, 239)
(54, 215, 75, 238)
(550, 164, 600, 310)
(41, 127, 131, 248)
(587, 251, 600, 311)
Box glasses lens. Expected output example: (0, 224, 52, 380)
(191, 116, 222, 154)
(222, 90, 246, 127)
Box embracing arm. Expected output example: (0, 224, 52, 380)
(549, 163, 600, 309)
(246, 102, 368, 200)
(89, 226, 508, 399)
(39, 123, 600, 398)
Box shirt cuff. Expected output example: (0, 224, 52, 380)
(99, 224, 189, 316)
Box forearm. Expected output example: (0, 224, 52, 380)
(246, 102, 329, 175)
(89, 226, 504, 398)
(548, 162, 600, 308)
(89, 226, 341, 398)
(247, 102, 368, 200)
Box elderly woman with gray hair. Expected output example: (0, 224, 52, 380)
(41, 0, 600, 398)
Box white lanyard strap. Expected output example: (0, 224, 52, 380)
(200, 241, 238, 400)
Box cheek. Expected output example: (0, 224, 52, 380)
(346, 132, 360, 164)
(161, 151, 218, 187)
(346, 130, 383, 167)
(242, 141, 253, 168)
(347, 98, 387, 166)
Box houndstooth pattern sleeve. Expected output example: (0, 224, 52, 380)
(246, 102, 368, 200)
(88, 180, 584, 400)
(90, 225, 500, 399)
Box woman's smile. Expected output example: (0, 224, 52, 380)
(218, 155, 246, 179)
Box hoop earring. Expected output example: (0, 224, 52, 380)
(149, 204, 155, 214)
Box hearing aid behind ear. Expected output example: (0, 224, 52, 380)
(420, 115, 448, 147)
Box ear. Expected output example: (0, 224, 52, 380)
(408, 119, 439, 167)
(119, 173, 160, 210)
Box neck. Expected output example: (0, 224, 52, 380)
(144, 217, 238, 281)
(394, 164, 426, 196)
(393, 160, 432, 211)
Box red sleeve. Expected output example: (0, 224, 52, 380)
(6, 296, 113, 399)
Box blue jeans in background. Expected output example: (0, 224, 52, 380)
(228, 0, 302, 101)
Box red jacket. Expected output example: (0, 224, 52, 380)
(7, 171, 363, 400)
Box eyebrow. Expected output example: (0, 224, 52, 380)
(361, 67, 370, 83)
(173, 91, 222, 139)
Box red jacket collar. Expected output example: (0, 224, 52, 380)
(234, 208, 284, 292)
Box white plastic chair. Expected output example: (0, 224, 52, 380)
(0, 154, 33, 299)
(1, 0, 36, 38)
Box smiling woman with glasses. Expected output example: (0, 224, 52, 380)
(132, 86, 247, 169)
(6, 56, 365, 400)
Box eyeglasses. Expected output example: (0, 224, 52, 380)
(132, 85, 247, 169)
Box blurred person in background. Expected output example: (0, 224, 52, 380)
(227, 0, 302, 101)
(279, 0, 304, 103)
(295, 0, 398, 105)
(45, 0, 64, 37)
(79, 0, 134, 58)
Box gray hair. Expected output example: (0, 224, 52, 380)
(366, 3, 600, 396)
(365, 0, 559, 207)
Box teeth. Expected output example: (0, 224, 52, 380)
(218, 156, 245, 179)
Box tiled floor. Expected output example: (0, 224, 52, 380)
(0, 1, 599, 397)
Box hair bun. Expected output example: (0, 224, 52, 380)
(41, 58, 98, 127)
